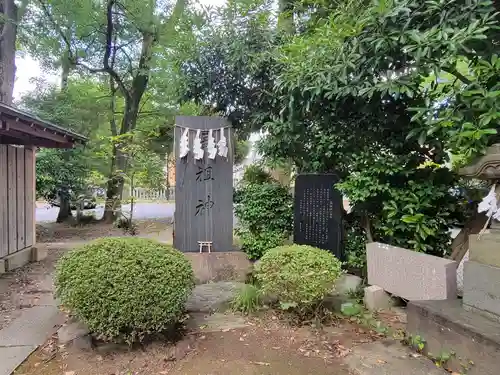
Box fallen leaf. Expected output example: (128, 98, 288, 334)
(252, 361, 270, 366)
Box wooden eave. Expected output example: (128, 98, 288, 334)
(0, 103, 87, 149)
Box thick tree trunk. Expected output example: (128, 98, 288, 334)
(0, 0, 18, 105)
(102, 97, 140, 222)
(102, 145, 127, 223)
(60, 52, 71, 90)
(56, 191, 72, 223)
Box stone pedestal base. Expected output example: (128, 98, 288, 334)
(463, 261, 500, 319)
(185, 251, 252, 284)
(407, 299, 500, 375)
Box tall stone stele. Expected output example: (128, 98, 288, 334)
(459, 143, 500, 322)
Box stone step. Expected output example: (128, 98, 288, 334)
(407, 299, 500, 375)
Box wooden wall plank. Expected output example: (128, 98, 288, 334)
(0, 145, 8, 258)
(16, 147, 26, 250)
(7, 146, 17, 254)
(24, 147, 35, 247)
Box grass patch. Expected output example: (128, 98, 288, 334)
(231, 284, 262, 314)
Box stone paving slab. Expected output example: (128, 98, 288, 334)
(343, 340, 446, 375)
(0, 305, 64, 347)
(0, 345, 37, 375)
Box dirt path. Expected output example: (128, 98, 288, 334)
(171, 327, 353, 375)
(16, 313, 369, 375)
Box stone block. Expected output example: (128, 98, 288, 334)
(58, 320, 90, 344)
(463, 261, 500, 319)
(367, 242, 457, 300)
(186, 281, 244, 313)
(469, 235, 500, 268)
(0, 259, 5, 274)
(407, 299, 500, 375)
(31, 246, 48, 262)
(184, 251, 252, 284)
(335, 274, 363, 295)
(4, 247, 32, 271)
(364, 285, 392, 311)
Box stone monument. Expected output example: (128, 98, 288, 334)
(172, 116, 251, 284)
(407, 144, 500, 375)
(173, 116, 233, 253)
(293, 173, 344, 260)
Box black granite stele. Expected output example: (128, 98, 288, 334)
(293, 173, 344, 261)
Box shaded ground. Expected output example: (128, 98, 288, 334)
(36, 220, 173, 243)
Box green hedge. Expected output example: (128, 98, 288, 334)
(55, 237, 194, 344)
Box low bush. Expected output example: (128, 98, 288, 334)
(55, 237, 195, 344)
(255, 244, 343, 311)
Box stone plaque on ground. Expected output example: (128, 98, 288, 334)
(174, 116, 233, 252)
(293, 173, 344, 260)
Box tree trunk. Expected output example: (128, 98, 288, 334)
(0, 0, 18, 105)
(277, 0, 295, 36)
(102, 145, 126, 223)
(56, 191, 72, 223)
(60, 52, 71, 90)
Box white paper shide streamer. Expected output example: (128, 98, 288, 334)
(217, 127, 228, 158)
(207, 129, 217, 159)
(478, 184, 500, 221)
(193, 129, 204, 160)
(178, 127, 190, 158)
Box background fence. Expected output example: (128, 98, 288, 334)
(125, 187, 176, 201)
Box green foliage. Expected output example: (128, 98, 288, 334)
(234, 139, 251, 165)
(242, 164, 274, 184)
(55, 237, 195, 344)
(339, 167, 462, 256)
(231, 284, 262, 314)
(237, 229, 289, 261)
(344, 221, 367, 274)
(234, 170, 293, 259)
(340, 302, 389, 335)
(255, 245, 344, 311)
(35, 147, 89, 202)
(175, 0, 277, 137)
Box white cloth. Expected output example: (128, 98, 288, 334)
(217, 127, 228, 158)
(193, 129, 204, 160)
(207, 129, 217, 159)
(178, 127, 189, 158)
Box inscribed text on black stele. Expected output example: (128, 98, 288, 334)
(293, 173, 344, 261)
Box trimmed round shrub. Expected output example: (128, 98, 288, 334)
(55, 237, 194, 344)
(254, 244, 343, 309)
